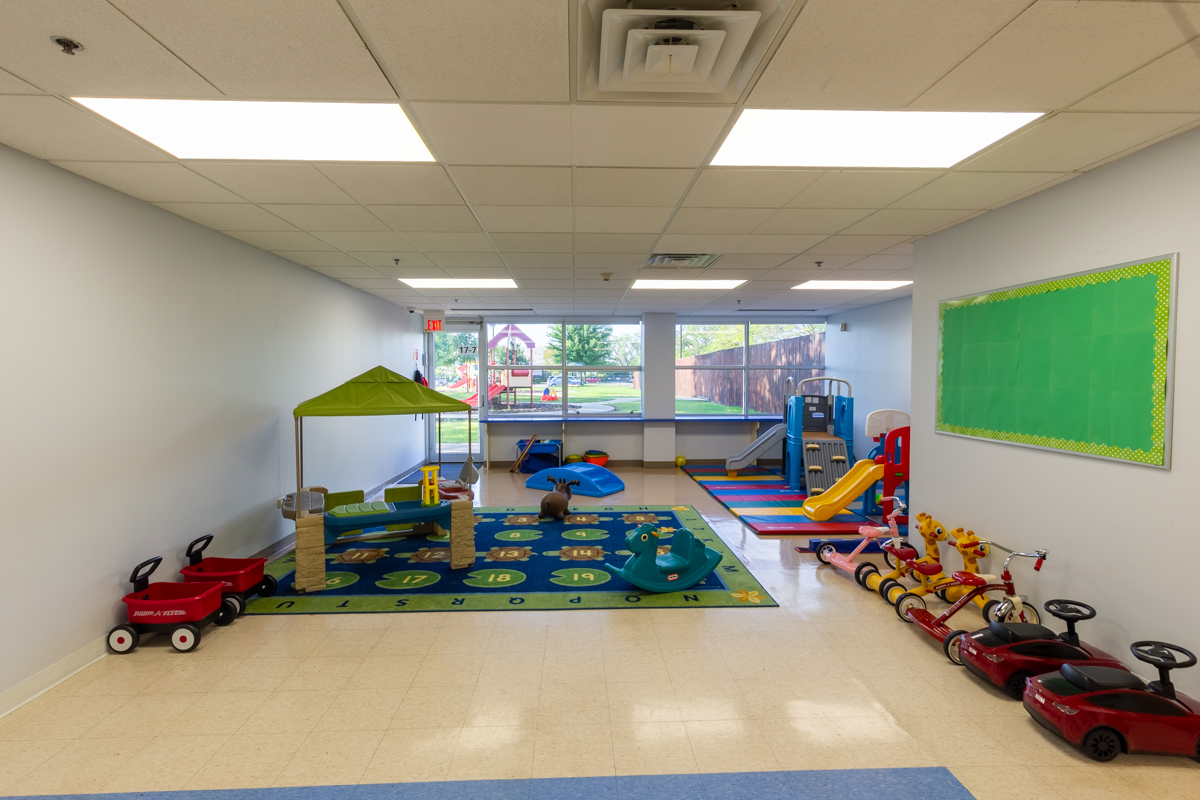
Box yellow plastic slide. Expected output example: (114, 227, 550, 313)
(801, 459, 884, 521)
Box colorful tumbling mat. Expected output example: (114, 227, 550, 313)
(248, 505, 776, 614)
(683, 464, 876, 535)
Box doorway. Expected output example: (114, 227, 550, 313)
(427, 321, 483, 464)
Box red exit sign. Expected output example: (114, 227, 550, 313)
(425, 318, 443, 332)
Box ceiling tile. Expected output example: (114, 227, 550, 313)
(683, 169, 822, 208)
(188, 164, 356, 204)
(351, 252, 435, 268)
(342, 278, 407, 290)
(753, 208, 872, 235)
(441, 267, 514, 279)
(0, 0, 219, 97)
(316, 164, 463, 205)
(427, 252, 504, 267)
(403, 233, 495, 252)
(666, 208, 776, 235)
(347, 0, 568, 102)
(0, 96, 169, 161)
(51, 161, 240, 202)
(261, 204, 389, 231)
(574, 168, 693, 207)
(413, 103, 571, 165)
(476, 207, 574, 233)
(314, 231, 416, 251)
(156, 203, 295, 231)
(914, 1, 1200, 110)
(573, 233, 656, 254)
(963, 112, 1200, 172)
(367, 205, 482, 233)
(111, 0, 395, 98)
(490, 233, 573, 253)
(889, 171, 1069, 209)
(803, 235, 911, 255)
(571, 106, 732, 168)
(222, 231, 334, 251)
(307, 265, 388, 280)
(0, 68, 41, 93)
(271, 251, 367, 267)
(840, 254, 914, 271)
(503, 254, 573, 269)
(786, 171, 940, 208)
(373, 263, 444, 277)
(576, 207, 673, 234)
(1074, 41, 1200, 112)
(453, 166, 573, 206)
(709, 254, 798, 271)
(841, 209, 972, 235)
(750, 0, 1027, 108)
(572, 254, 646, 269)
(656, 234, 825, 254)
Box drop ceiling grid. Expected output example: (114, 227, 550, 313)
(0, 1, 1198, 315)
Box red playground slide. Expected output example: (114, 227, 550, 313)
(464, 384, 504, 408)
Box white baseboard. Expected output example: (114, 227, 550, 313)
(0, 636, 107, 719)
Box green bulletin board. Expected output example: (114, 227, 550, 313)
(937, 255, 1176, 467)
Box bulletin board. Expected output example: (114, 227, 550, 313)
(936, 255, 1176, 468)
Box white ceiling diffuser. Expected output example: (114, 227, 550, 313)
(599, 9, 760, 93)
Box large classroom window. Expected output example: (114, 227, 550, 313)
(483, 322, 642, 417)
(675, 322, 825, 415)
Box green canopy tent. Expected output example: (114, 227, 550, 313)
(292, 366, 471, 497)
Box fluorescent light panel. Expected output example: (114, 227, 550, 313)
(713, 109, 1042, 168)
(73, 98, 434, 161)
(401, 279, 517, 289)
(794, 280, 912, 290)
(632, 279, 746, 289)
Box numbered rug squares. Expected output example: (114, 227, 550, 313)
(247, 505, 776, 614)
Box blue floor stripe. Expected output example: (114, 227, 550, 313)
(23, 768, 975, 800)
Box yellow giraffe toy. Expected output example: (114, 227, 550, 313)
(874, 512, 951, 604)
(943, 527, 992, 607)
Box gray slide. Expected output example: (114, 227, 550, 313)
(725, 423, 787, 473)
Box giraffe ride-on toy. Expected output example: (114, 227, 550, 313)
(604, 523, 722, 592)
(864, 511, 944, 599)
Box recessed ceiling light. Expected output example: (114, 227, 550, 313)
(632, 279, 746, 289)
(794, 280, 913, 290)
(400, 279, 517, 289)
(713, 109, 1041, 168)
(72, 98, 434, 161)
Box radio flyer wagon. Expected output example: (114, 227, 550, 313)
(108, 557, 235, 654)
(179, 534, 277, 616)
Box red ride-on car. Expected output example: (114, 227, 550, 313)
(1023, 641, 1200, 762)
(959, 599, 1127, 699)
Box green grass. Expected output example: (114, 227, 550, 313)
(675, 398, 745, 415)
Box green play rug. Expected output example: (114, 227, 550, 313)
(247, 505, 776, 614)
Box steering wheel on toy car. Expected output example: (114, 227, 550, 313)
(1131, 641, 1197, 670)
(1043, 599, 1096, 622)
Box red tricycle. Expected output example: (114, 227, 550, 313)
(178, 534, 277, 616)
(898, 543, 1047, 664)
(108, 557, 236, 654)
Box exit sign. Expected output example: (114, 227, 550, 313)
(425, 318, 442, 332)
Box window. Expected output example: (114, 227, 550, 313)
(483, 323, 642, 417)
(675, 322, 826, 416)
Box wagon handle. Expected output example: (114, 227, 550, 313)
(186, 535, 213, 566)
(129, 557, 162, 593)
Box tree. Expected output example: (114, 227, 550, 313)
(749, 323, 825, 345)
(546, 324, 614, 365)
(433, 331, 478, 383)
(611, 332, 641, 366)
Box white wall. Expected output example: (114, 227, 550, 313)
(826, 297, 913, 459)
(0, 144, 424, 706)
(913, 128, 1200, 694)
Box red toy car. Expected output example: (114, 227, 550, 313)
(960, 599, 1126, 699)
(179, 535, 277, 616)
(1024, 640, 1200, 761)
(109, 557, 236, 654)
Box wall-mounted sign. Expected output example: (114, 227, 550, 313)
(458, 345, 478, 355)
(425, 318, 442, 332)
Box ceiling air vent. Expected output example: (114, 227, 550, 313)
(644, 253, 723, 268)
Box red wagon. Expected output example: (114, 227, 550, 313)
(179, 535, 278, 616)
(108, 557, 235, 654)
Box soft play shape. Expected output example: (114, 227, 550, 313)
(524, 463, 624, 498)
(324, 500, 451, 544)
(604, 523, 722, 592)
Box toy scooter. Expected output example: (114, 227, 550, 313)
(900, 544, 1046, 664)
(959, 599, 1126, 698)
(603, 523, 722, 592)
(860, 503, 921, 595)
(814, 497, 906, 588)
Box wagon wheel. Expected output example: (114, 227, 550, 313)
(224, 595, 245, 617)
(214, 598, 239, 626)
(171, 624, 202, 652)
(107, 625, 139, 654)
(258, 575, 278, 598)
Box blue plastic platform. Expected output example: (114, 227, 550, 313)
(524, 463, 625, 498)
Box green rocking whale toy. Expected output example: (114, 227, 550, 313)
(603, 523, 723, 592)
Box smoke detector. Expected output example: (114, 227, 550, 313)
(644, 253, 723, 268)
(577, 1, 796, 103)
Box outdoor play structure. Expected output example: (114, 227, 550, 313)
(476, 323, 536, 409)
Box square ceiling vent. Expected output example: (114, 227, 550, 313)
(645, 253, 723, 268)
(599, 9, 760, 93)
(577, 1, 797, 104)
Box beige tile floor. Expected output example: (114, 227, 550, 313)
(2, 467, 1197, 798)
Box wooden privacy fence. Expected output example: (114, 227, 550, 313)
(676, 334, 825, 414)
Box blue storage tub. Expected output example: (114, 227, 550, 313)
(517, 439, 562, 455)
